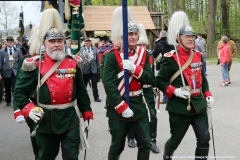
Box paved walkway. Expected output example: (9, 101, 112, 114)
(0, 62, 239, 160)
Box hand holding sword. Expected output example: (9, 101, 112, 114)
(29, 107, 44, 137)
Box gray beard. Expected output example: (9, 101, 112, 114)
(46, 48, 66, 61)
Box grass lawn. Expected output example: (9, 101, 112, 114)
(206, 57, 240, 65)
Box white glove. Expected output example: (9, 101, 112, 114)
(122, 107, 134, 118)
(174, 88, 191, 99)
(16, 115, 26, 124)
(206, 96, 214, 107)
(29, 110, 43, 123)
(85, 119, 93, 131)
(122, 60, 136, 72)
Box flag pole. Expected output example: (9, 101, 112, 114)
(122, 0, 129, 104)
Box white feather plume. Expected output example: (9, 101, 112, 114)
(167, 11, 190, 46)
(137, 23, 149, 45)
(110, 6, 139, 42)
(38, 8, 63, 42)
(28, 26, 39, 46)
(28, 8, 63, 55)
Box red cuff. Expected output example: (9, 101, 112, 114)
(132, 65, 143, 79)
(14, 110, 24, 119)
(203, 91, 212, 98)
(82, 111, 94, 121)
(164, 85, 176, 98)
(21, 102, 35, 119)
(115, 101, 128, 114)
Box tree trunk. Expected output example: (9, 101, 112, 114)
(168, 0, 173, 18)
(102, 0, 106, 6)
(182, 0, 185, 11)
(221, 0, 230, 34)
(176, 0, 180, 10)
(133, 0, 137, 6)
(118, 0, 122, 5)
(207, 0, 217, 43)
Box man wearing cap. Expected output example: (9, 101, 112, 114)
(152, 30, 175, 104)
(80, 38, 101, 102)
(137, 24, 160, 154)
(104, 7, 154, 160)
(0, 36, 22, 106)
(154, 11, 214, 160)
(195, 33, 207, 76)
(13, 27, 94, 160)
(64, 30, 71, 54)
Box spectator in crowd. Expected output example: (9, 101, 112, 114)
(0, 36, 22, 106)
(14, 40, 21, 49)
(218, 35, 231, 87)
(195, 33, 207, 76)
(217, 33, 237, 84)
(99, 40, 114, 55)
(81, 37, 85, 47)
(152, 30, 174, 104)
(64, 31, 71, 54)
(1, 43, 6, 49)
(20, 42, 30, 56)
(80, 38, 101, 102)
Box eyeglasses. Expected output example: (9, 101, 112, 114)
(181, 35, 195, 40)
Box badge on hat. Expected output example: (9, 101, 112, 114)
(128, 22, 138, 33)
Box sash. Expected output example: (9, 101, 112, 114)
(114, 46, 146, 97)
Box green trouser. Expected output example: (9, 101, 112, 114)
(108, 117, 151, 156)
(36, 125, 80, 160)
(167, 111, 210, 150)
(27, 121, 39, 158)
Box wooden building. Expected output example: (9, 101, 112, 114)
(83, 6, 164, 50)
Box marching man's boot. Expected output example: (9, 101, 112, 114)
(137, 151, 150, 160)
(108, 150, 120, 160)
(195, 147, 209, 160)
(127, 137, 136, 148)
(150, 140, 160, 153)
(150, 119, 159, 153)
(163, 143, 175, 160)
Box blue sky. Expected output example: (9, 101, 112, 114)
(0, 1, 43, 29)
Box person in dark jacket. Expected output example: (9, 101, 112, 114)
(152, 30, 174, 104)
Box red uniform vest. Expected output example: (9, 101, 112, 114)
(173, 47, 203, 96)
(36, 54, 77, 104)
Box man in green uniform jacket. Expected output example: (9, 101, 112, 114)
(13, 27, 93, 160)
(154, 11, 214, 160)
(127, 23, 160, 154)
(104, 7, 155, 160)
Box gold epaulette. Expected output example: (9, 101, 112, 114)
(164, 50, 176, 57)
(67, 53, 83, 68)
(21, 55, 40, 71)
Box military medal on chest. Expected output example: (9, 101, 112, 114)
(56, 68, 76, 79)
(190, 62, 202, 72)
(191, 74, 196, 89)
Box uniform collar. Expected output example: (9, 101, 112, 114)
(177, 45, 192, 56)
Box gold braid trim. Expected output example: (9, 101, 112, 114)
(21, 55, 40, 71)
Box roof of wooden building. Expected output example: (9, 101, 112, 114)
(83, 6, 155, 31)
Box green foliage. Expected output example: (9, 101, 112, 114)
(85, 0, 240, 41)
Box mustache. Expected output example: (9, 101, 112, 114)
(52, 47, 62, 51)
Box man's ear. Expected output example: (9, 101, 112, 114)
(176, 37, 180, 43)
